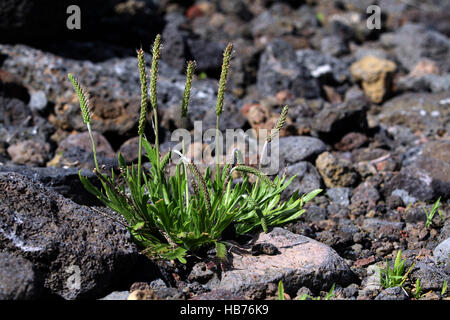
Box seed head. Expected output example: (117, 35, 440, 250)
(150, 34, 161, 110)
(267, 105, 289, 143)
(137, 49, 148, 135)
(182, 61, 195, 118)
(68, 73, 93, 124)
(216, 43, 233, 116)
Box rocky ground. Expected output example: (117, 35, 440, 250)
(0, 0, 449, 300)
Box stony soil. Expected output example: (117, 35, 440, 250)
(0, 0, 449, 300)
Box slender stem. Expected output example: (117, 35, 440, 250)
(255, 140, 268, 190)
(182, 138, 189, 210)
(137, 134, 143, 191)
(216, 114, 220, 182)
(259, 140, 268, 171)
(87, 123, 100, 172)
(154, 109, 160, 170)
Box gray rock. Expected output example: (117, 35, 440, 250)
(354, 47, 390, 61)
(350, 182, 380, 208)
(250, 5, 318, 40)
(320, 35, 349, 57)
(398, 74, 450, 93)
(218, 0, 252, 20)
(149, 278, 167, 290)
(0, 44, 219, 137)
(214, 228, 357, 298)
(389, 23, 450, 72)
(405, 207, 427, 224)
(429, 74, 450, 92)
(362, 219, 405, 239)
(304, 205, 328, 223)
(0, 165, 100, 206)
(433, 237, 450, 264)
(0, 252, 43, 299)
(28, 90, 47, 112)
(384, 156, 450, 201)
(188, 262, 216, 284)
(392, 189, 417, 206)
(326, 188, 352, 206)
(191, 289, 245, 300)
(257, 39, 320, 99)
(99, 291, 130, 300)
(0, 96, 55, 147)
(160, 13, 190, 72)
(377, 92, 450, 136)
(186, 38, 227, 75)
(281, 161, 323, 198)
(312, 97, 368, 143)
(0, 172, 138, 299)
(279, 136, 326, 164)
(375, 287, 409, 300)
(411, 260, 450, 291)
(295, 49, 352, 84)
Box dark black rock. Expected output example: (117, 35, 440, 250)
(411, 260, 450, 291)
(279, 136, 327, 164)
(375, 287, 409, 300)
(281, 161, 323, 199)
(191, 289, 245, 300)
(0, 252, 43, 299)
(0, 164, 100, 205)
(312, 97, 369, 143)
(0, 0, 163, 60)
(0, 172, 139, 299)
(257, 39, 321, 99)
(388, 23, 450, 72)
(251, 242, 280, 256)
(304, 205, 328, 223)
(384, 156, 450, 201)
(295, 49, 352, 84)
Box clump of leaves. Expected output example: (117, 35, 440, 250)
(424, 197, 445, 228)
(379, 250, 415, 289)
(69, 35, 321, 263)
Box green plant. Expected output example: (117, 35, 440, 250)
(413, 278, 424, 299)
(277, 280, 285, 300)
(442, 279, 448, 296)
(424, 197, 445, 228)
(379, 250, 415, 289)
(69, 35, 321, 263)
(316, 12, 324, 24)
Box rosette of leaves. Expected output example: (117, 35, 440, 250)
(69, 35, 321, 263)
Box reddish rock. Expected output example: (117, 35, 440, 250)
(334, 132, 368, 152)
(7, 139, 51, 166)
(353, 256, 376, 268)
(215, 228, 357, 299)
(408, 59, 440, 77)
(57, 131, 115, 158)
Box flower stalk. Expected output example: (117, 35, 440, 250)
(215, 43, 233, 181)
